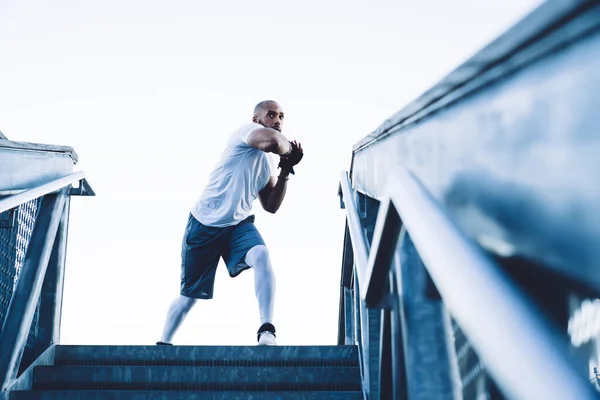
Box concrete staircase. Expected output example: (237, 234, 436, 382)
(8, 345, 363, 399)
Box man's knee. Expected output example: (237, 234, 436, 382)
(246, 245, 271, 268)
(178, 295, 197, 312)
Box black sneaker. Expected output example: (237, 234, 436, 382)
(156, 341, 172, 346)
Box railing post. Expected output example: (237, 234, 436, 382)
(354, 273, 371, 399)
(379, 305, 393, 398)
(339, 223, 356, 346)
(389, 264, 408, 400)
(343, 287, 355, 345)
(356, 191, 382, 400)
(0, 190, 67, 390)
(397, 229, 462, 400)
(34, 196, 70, 357)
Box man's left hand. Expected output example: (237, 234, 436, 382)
(278, 140, 303, 175)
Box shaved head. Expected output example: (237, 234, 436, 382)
(253, 100, 279, 117)
(252, 100, 285, 132)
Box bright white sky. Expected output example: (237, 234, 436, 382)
(0, 0, 543, 346)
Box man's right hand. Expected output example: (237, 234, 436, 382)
(278, 140, 303, 175)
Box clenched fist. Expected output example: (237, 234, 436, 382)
(278, 140, 303, 175)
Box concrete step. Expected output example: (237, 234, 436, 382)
(54, 346, 359, 367)
(10, 390, 365, 400)
(32, 366, 362, 391)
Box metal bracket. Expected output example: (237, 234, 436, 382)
(0, 208, 16, 229)
(338, 183, 345, 209)
(68, 178, 96, 196)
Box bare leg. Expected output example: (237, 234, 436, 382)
(159, 295, 197, 343)
(245, 245, 276, 325)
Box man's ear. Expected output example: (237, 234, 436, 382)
(252, 116, 258, 123)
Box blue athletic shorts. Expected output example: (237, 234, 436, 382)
(180, 213, 265, 299)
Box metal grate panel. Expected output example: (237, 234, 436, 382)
(452, 319, 502, 400)
(0, 198, 42, 373)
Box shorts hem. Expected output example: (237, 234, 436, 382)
(229, 264, 251, 278)
(180, 290, 213, 300)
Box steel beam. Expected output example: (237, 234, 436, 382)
(35, 196, 71, 357)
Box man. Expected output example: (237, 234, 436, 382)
(157, 100, 303, 346)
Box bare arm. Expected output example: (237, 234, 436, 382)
(257, 140, 303, 213)
(247, 128, 292, 155)
(258, 170, 290, 214)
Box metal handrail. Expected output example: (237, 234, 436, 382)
(339, 171, 369, 297)
(0, 172, 91, 214)
(384, 167, 598, 399)
(339, 168, 598, 399)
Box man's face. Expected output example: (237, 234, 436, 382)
(254, 103, 284, 132)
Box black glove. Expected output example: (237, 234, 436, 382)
(278, 140, 303, 175)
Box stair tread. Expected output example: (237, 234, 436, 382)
(10, 390, 365, 400)
(54, 346, 358, 367)
(33, 365, 361, 391)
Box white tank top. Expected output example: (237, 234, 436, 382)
(191, 123, 276, 227)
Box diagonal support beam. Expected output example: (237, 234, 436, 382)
(364, 198, 402, 308)
(340, 171, 404, 308)
(0, 189, 67, 390)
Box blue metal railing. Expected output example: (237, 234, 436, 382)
(337, 0, 600, 398)
(339, 169, 598, 399)
(0, 172, 93, 391)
